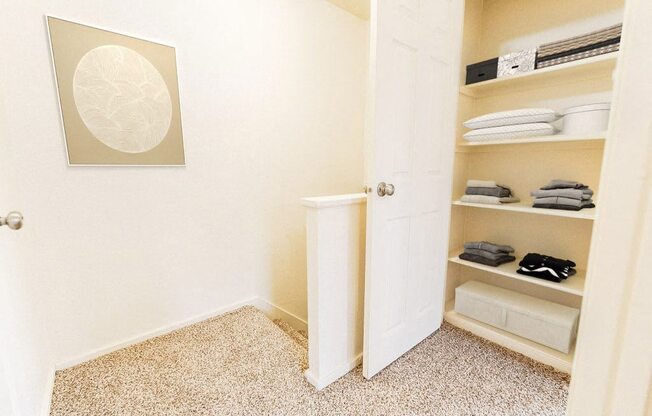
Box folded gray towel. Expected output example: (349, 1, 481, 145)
(465, 248, 512, 261)
(460, 195, 520, 205)
(459, 252, 516, 267)
(540, 179, 588, 190)
(464, 241, 515, 254)
(534, 196, 594, 208)
(531, 188, 592, 200)
(466, 186, 511, 198)
(466, 179, 497, 188)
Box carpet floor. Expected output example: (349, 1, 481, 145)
(50, 306, 569, 415)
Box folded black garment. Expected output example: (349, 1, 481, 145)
(517, 267, 576, 283)
(518, 253, 576, 282)
(533, 203, 596, 211)
(520, 252, 576, 269)
(465, 186, 511, 198)
(459, 252, 515, 267)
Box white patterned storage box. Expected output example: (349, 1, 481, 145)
(498, 49, 536, 78)
(455, 281, 579, 353)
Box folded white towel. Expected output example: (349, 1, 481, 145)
(466, 179, 497, 188)
(461, 195, 520, 205)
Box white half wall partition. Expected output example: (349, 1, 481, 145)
(301, 193, 366, 389)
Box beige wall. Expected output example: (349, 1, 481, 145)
(327, 0, 370, 20)
(0, 1, 367, 414)
(477, 0, 624, 60)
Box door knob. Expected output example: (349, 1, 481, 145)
(0, 211, 23, 230)
(377, 182, 395, 197)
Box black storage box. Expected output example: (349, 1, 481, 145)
(465, 58, 498, 85)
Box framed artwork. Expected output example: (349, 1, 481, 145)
(46, 16, 185, 165)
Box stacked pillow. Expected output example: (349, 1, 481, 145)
(464, 108, 560, 142)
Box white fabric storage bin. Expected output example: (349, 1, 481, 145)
(562, 103, 611, 134)
(455, 281, 580, 353)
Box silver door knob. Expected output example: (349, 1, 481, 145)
(0, 211, 23, 230)
(377, 182, 395, 197)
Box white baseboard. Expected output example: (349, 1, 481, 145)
(55, 296, 307, 371)
(44, 296, 308, 412)
(251, 298, 308, 333)
(45, 296, 310, 411)
(304, 354, 362, 390)
(56, 296, 258, 370)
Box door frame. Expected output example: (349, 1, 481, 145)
(567, 0, 652, 413)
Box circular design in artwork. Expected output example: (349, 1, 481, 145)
(72, 45, 172, 153)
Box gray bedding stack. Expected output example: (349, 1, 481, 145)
(536, 24, 622, 69)
(531, 180, 595, 211)
(461, 180, 520, 205)
(460, 241, 516, 267)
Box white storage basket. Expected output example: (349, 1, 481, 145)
(562, 102, 610, 134)
(455, 281, 580, 353)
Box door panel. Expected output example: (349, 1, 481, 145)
(382, 217, 410, 333)
(363, 0, 464, 378)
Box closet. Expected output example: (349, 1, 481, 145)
(309, 0, 630, 389)
(443, 0, 624, 372)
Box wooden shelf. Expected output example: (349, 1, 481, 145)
(449, 255, 585, 296)
(458, 132, 606, 148)
(452, 200, 596, 220)
(460, 52, 618, 98)
(444, 301, 574, 373)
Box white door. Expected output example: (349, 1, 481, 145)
(363, 0, 464, 378)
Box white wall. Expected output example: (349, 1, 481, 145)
(302, 194, 366, 389)
(0, 1, 367, 414)
(0, 362, 14, 416)
(567, 0, 652, 412)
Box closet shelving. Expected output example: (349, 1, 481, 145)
(444, 301, 575, 372)
(452, 200, 596, 220)
(448, 255, 586, 296)
(444, 0, 620, 373)
(457, 132, 606, 148)
(459, 52, 618, 97)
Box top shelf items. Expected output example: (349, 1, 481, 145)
(460, 52, 618, 98)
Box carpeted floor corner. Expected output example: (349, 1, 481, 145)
(50, 306, 569, 415)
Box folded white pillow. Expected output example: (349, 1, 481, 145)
(464, 123, 558, 142)
(464, 108, 561, 129)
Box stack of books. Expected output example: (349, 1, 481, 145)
(536, 23, 622, 69)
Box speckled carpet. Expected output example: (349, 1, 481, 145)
(50, 306, 569, 415)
